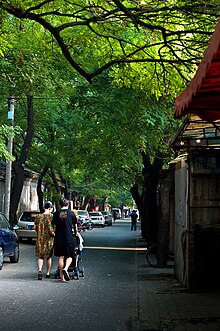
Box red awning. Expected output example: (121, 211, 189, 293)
(174, 18, 220, 121)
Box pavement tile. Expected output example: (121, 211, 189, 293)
(134, 233, 220, 331)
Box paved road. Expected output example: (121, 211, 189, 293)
(0, 219, 138, 331)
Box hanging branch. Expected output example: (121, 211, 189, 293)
(0, 1, 218, 82)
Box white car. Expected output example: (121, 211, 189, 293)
(101, 211, 113, 226)
(89, 212, 105, 227)
(15, 210, 41, 241)
(76, 210, 90, 223)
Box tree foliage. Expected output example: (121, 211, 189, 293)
(0, 0, 218, 220)
(0, 125, 17, 161)
(0, 0, 219, 89)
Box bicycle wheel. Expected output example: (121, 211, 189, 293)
(146, 244, 158, 267)
(87, 222, 94, 230)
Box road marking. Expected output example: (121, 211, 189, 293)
(84, 246, 147, 251)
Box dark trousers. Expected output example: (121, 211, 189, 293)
(131, 220, 137, 231)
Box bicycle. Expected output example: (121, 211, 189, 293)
(78, 220, 94, 232)
(146, 244, 174, 267)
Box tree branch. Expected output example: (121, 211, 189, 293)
(0, 1, 219, 82)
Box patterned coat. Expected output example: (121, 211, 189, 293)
(34, 214, 55, 258)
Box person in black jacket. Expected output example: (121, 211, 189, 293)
(52, 198, 78, 282)
(130, 210, 138, 231)
(112, 210, 117, 223)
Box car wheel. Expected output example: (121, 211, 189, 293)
(0, 247, 3, 270)
(10, 244, 19, 263)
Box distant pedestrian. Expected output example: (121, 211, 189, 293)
(52, 198, 78, 282)
(130, 210, 138, 231)
(34, 201, 55, 280)
(113, 211, 117, 223)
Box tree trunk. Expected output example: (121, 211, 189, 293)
(142, 170, 160, 244)
(99, 196, 106, 211)
(88, 196, 95, 211)
(157, 166, 175, 267)
(141, 151, 165, 244)
(82, 195, 90, 210)
(130, 151, 164, 242)
(37, 165, 49, 212)
(59, 174, 71, 200)
(10, 163, 25, 224)
(50, 169, 62, 210)
(10, 96, 34, 225)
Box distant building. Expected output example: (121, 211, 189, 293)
(0, 161, 42, 216)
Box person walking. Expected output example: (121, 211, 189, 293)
(113, 210, 117, 223)
(130, 210, 138, 231)
(34, 201, 55, 280)
(52, 198, 78, 282)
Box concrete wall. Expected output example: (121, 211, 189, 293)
(174, 151, 220, 291)
(0, 164, 40, 217)
(188, 152, 220, 290)
(18, 171, 39, 216)
(189, 175, 220, 227)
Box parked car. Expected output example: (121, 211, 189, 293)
(101, 211, 113, 226)
(0, 212, 20, 270)
(112, 208, 122, 219)
(89, 211, 105, 227)
(15, 210, 41, 241)
(76, 210, 90, 223)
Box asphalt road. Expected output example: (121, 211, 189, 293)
(0, 219, 138, 331)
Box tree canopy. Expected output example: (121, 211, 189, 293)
(0, 0, 219, 88)
(0, 0, 219, 213)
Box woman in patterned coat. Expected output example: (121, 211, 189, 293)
(34, 201, 55, 280)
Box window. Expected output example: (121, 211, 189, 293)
(0, 213, 10, 229)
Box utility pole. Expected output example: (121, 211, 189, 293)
(4, 97, 15, 220)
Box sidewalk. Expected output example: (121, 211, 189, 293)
(133, 232, 220, 331)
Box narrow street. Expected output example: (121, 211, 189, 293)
(0, 219, 138, 331)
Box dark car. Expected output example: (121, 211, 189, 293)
(101, 211, 113, 226)
(0, 212, 20, 270)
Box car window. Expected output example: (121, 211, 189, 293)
(0, 213, 10, 229)
(20, 212, 40, 222)
(78, 211, 88, 216)
(90, 212, 100, 216)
